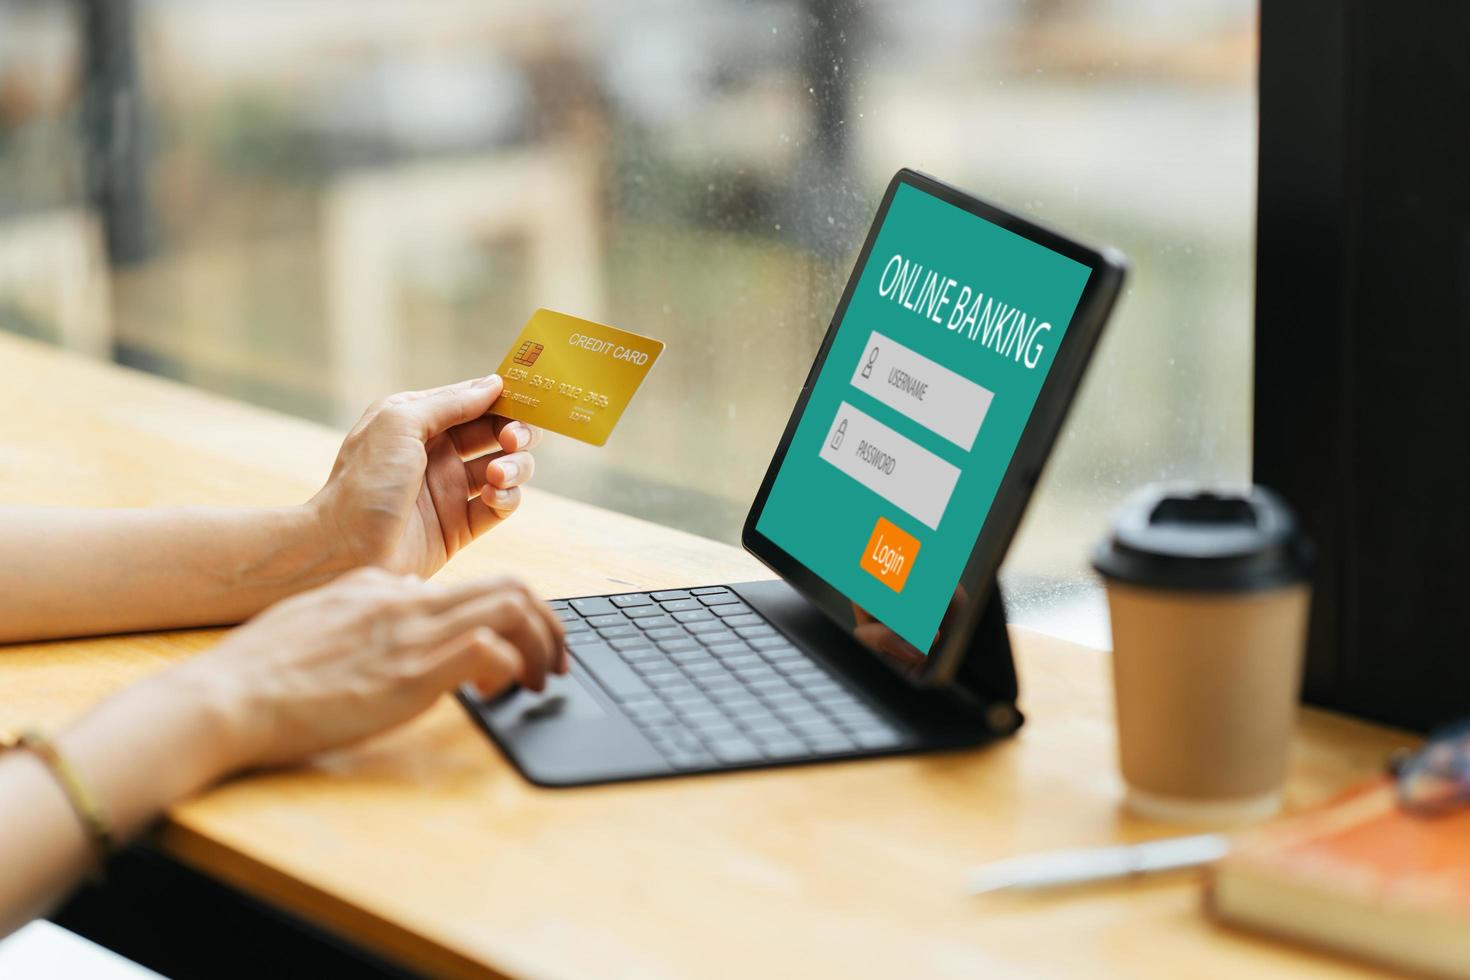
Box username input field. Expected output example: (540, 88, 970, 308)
(848, 330, 993, 451)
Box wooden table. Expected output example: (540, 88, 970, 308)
(0, 332, 1412, 979)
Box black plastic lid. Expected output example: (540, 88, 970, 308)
(1091, 483, 1313, 592)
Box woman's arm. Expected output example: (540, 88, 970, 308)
(0, 505, 349, 642)
(0, 375, 541, 643)
(0, 567, 565, 937)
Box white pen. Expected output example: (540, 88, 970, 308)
(965, 834, 1230, 896)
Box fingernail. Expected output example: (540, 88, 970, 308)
(490, 487, 514, 502)
(496, 460, 519, 483)
(474, 373, 501, 388)
(506, 422, 531, 447)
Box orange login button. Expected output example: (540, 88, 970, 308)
(860, 517, 920, 593)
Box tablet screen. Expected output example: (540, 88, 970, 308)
(752, 180, 1094, 658)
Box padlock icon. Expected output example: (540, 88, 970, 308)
(830, 418, 848, 451)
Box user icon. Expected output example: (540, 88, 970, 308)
(861, 345, 879, 379)
(830, 418, 848, 451)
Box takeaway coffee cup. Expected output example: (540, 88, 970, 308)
(1093, 484, 1313, 824)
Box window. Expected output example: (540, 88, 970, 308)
(0, 0, 1255, 645)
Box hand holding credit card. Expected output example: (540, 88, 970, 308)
(490, 309, 664, 446)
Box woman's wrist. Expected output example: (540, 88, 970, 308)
(301, 490, 387, 577)
(191, 505, 362, 627)
(45, 658, 262, 845)
(140, 658, 262, 785)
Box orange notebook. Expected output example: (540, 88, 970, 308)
(1208, 779, 1470, 978)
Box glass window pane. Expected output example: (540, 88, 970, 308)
(0, 0, 1255, 645)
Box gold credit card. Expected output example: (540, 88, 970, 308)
(490, 309, 665, 446)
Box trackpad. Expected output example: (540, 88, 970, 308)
(469, 670, 672, 785)
(494, 673, 609, 724)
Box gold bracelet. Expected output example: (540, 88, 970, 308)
(1, 728, 115, 867)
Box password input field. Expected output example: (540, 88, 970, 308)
(817, 401, 960, 530)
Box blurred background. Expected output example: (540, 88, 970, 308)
(0, 0, 1255, 646)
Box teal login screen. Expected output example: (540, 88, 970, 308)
(755, 182, 1092, 651)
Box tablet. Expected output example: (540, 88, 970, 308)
(743, 169, 1126, 684)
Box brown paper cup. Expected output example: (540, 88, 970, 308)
(1094, 484, 1313, 825)
(1105, 580, 1310, 823)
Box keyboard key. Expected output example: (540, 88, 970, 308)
(697, 593, 741, 606)
(669, 693, 716, 714)
(574, 645, 651, 701)
(648, 676, 698, 697)
(698, 724, 744, 745)
(609, 636, 653, 652)
(683, 708, 734, 730)
(683, 660, 728, 678)
(814, 694, 864, 714)
(618, 647, 664, 664)
(587, 613, 628, 629)
(774, 659, 822, 677)
(597, 625, 641, 640)
(633, 615, 677, 631)
(712, 603, 753, 618)
(790, 718, 843, 740)
(735, 624, 776, 639)
(776, 704, 829, 726)
(706, 737, 762, 765)
(792, 681, 842, 702)
(570, 596, 618, 617)
(692, 629, 737, 646)
(696, 675, 745, 695)
(631, 659, 680, 678)
(763, 691, 810, 712)
(806, 733, 856, 754)
(748, 677, 794, 696)
(651, 589, 692, 601)
(720, 693, 764, 714)
(748, 635, 794, 651)
(645, 626, 686, 641)
(665, 748, 715, 771)
(721, 614, 764, 629)
(668, 648, 712, 665)
(705, 641, 750, 658)
(683, 618, 725, 633)
(758, 645, 806, 662)
(660, 598, 701, 613)
(556, 608, 581, 623)
(736, 712, 788, 733)
(625, 605, 665, 619)
(549, 600, 571, 611)
(753, 734, 809, 759)
(826, 704, 884, 726)
(627, 704, 677, 726)
(611, 593, 654, 608)
(673, 609, 714, 624)
(567, 633, 603, 650)
(691, 586, 731, 596)
(561, 619, 591, 634)
(656, 637, 700, 654)
(667, 725, 707, 751)
(851, 729, 902, 750)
